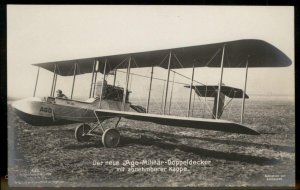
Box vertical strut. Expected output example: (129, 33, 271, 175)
(113, 69, 117, 86)
(204, 85, 207, 117)
(53, 65, 58, 97)
(99, 59, 107, 108)
(168, 71, 175, 115)
(241, 60, 249, 124)
(163, 51, 172, 115)
(70, 63, 77, 99)
(187, 64, 195, 117)
(53, 72, 58, 96)
(146, 66, 154, 113)
(89, 60, 96, 98)
(216, 45, 226, 119)
(129, 74, 133, 90)
(33, 67, 40, 97)
(92, 61, 98, 97)
(191, 89, 196, 117)
(160, 81, 166, 113)
(123, 57, 131, 111)
(50, 64, 57, 97)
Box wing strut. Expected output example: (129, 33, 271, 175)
(70, 63, 77, 99)
(146, 66, 154, 113)
(99, 59, 107, 108)
(92, 61, 98, 97)
(50, 64, 57, 97)
(160, 81, 166, 112)
(187, 64, 195, 117)
(240, 59, 249, 123)
(53, 67, 58, 97)
(123, 57, 131, 111)
(163, 51, 172, 114)
(191, 88, 196, 116)
(33, 67, 40, 97)
(216, 44, 226, 119)
(89, 59, 96, 98)
(168, 71, 175, 114)
(113, 69, 117, 86)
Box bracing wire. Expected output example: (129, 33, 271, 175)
(205, 48, 222, 67)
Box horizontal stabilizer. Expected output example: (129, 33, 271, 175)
(185, 85, 249, 99)
(95, 109, 259, 135)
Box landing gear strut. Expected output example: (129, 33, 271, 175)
(74, 114, 122, 148)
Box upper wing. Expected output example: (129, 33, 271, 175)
(95, 109, 259, 135)
(33, 39, 291, 76)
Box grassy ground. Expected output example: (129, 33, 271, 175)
(8, 99, 295, 187)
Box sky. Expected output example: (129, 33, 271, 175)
(7, 5, 294, 101)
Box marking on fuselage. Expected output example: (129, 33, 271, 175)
(40, 107, 52, 113)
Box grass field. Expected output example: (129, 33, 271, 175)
(8, 98, 295, 187)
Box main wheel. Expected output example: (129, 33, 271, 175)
(102, 128, 120, 148)
(75, 123, 91, 142)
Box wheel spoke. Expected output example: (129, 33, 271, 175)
(102, 128, 120, 148)
(75, 124, 91, 142)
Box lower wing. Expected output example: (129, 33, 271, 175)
(94, 109, 259, 135)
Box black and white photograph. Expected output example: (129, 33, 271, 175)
(7, 5, 295, 187)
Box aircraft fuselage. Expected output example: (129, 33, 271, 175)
(12, 97, 131, 126)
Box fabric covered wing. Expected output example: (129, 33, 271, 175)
(33, 39, 291, 76)
(95, 109, 259, 135)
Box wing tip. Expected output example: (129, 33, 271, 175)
(237, 124, 260, 135)
(246, 129, 260, 135)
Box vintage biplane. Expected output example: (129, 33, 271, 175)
(12, 39, 291, 147)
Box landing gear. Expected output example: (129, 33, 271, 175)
(102, 128, 120, 148)
(74, 115, 122, 148)
(75, 123, 91, 142)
